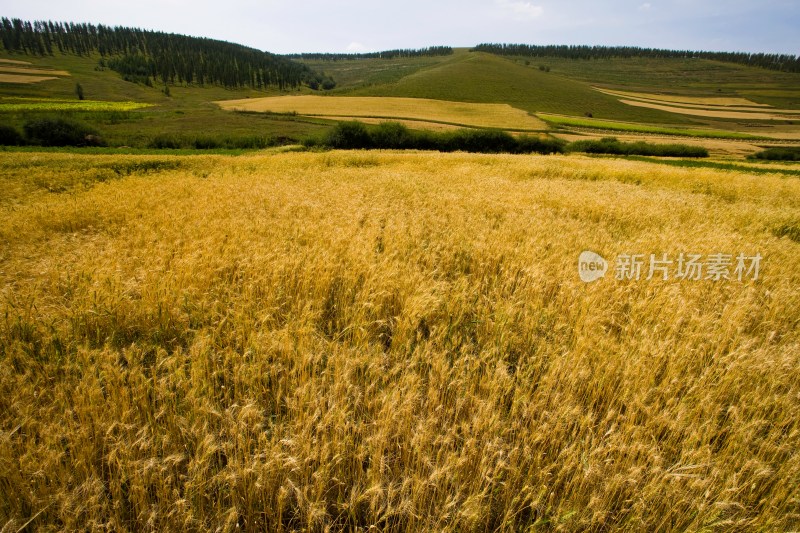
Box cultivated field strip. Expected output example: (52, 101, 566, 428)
(216, 95, 547, 131)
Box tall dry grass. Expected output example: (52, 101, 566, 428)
(0, 150, 798, 531)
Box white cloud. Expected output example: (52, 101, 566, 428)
(495, 0, 544, 20)
(638, 2, 652, 11)
(346, 41, 368, 52)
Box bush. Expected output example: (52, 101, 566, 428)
(23, 117, 104, 147)
(371, 122, 415, 149)
(748, 146, 800, 161)
(0, 124, 24, 146)
(325, 121, 373, 149)
(515, 134, 565, 154)
(567, 137, 708, 157)
(441, 129, 519, 153)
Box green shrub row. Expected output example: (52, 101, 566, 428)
(0, 118, 104, 147)
(748, 146, 800, 161)
(306, 121, 566, 154)
(308, 122, 711, 158)
(566, 137, 709, 157)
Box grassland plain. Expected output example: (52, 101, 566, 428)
(1, 150, 799, 531)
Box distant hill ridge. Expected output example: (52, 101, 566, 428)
(0, 18, 333, 90)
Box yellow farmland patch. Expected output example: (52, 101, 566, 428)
(594, 87, 769, 107)
(0, 73, 58, 84)
(216, 95, 547, 130)
(0, 66, 70, 76)
(0, 58, 32, 65)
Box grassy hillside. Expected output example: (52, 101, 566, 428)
(299, 54, 455, 91)
(346, 51, 698, 124)
(517, 56, 800, 109)
(0, 53, 332, 147)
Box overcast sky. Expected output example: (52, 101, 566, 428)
(1, 0, 797, 55)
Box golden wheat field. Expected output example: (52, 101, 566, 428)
(215, 96, 547, 131)
(1, 150, 799, 531)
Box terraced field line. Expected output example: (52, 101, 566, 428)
(618, 99, 797, 120)
(593, 87, 770, 107)
(537, 113, 768, 140)
(595, 88, 800, 114)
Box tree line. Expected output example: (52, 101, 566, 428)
(0, 18, 334, 90)
(472, 43, 800, 73)
(287, 46, 453, 61)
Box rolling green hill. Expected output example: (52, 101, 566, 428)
(345, 51, 697, 124)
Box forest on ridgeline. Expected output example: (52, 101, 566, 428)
(286, 46, 453, 61)
(0, 18, 334, 90)
(473, 43, 800, 73)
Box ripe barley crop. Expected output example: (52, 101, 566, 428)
(0, 150, 798, 531)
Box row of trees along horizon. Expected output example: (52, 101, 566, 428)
(286, 47, 453, 61)
(472, 43, 800, 73)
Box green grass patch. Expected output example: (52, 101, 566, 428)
(148, 132, 293, 150)
(0, 98, 152, 112)
(539, 113, 766, 139)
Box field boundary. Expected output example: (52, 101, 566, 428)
(537, 113, 772, 140)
